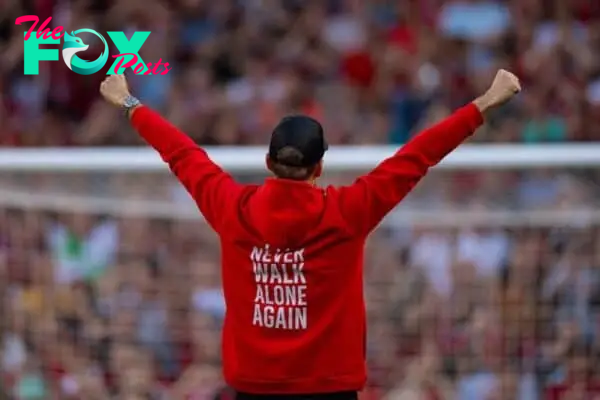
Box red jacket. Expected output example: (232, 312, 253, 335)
(131, 104, 483, 394)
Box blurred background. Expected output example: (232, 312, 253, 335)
(2, 0, 600, 399)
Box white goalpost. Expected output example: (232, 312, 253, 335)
(0, 143, 598, 227)
(0, 143, 598, 171)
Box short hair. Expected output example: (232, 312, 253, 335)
(270, 146, 318, 181)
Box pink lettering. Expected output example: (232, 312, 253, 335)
(161, 63, 172, 75)
(35, 17, 52, 39)
(16, 15, 65, 40)
(133, 62, 145, 75)
(51, 26, 63, 40)
(151, 59, 165, 75)
(143, 63, 153, 75)
(112, 53, 139, 74)
(15, 15, 39, 40)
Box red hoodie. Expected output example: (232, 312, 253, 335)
(130, 104, 483, 394)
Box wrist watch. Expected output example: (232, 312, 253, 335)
(122, 95, 141, 117)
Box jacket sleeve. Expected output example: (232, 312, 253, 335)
(337, 103, 484, 234)
(130, 106, 242, 232)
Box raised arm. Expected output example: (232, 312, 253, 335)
(338, 69, 521, 234)
(100, 75, 242, 232)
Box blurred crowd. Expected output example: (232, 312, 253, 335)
(1, 0, 600, 146)
(3, 190, 600, 399)
(2, 0, 600, 399)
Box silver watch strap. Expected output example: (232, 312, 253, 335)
(123, 95, 141, 117)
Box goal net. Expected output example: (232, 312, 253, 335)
(1, 144, 599, 399)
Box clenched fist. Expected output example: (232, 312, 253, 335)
(474, 69, 521, 113)
(100, 74, 131, 107)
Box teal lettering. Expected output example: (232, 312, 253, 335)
(23, 31, 59, 75)
(106, 31, 150, 75)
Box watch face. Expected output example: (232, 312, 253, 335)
(124, 96, 139, 108)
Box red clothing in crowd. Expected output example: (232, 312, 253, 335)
(545, 381, 600, 399)
(130, 104, 483, 394)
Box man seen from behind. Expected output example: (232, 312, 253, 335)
(100, 69, 521, 400)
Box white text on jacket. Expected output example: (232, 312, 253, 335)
(250, 245, 307, 330)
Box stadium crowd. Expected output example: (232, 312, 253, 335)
(2, 174, 600, 400)
(1, 0, 600, 399)
(1, 0, 600, 146)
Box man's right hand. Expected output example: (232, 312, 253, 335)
(473, 69, 521, 114)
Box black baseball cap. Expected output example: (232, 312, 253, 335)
(268, 115, 329, 167)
